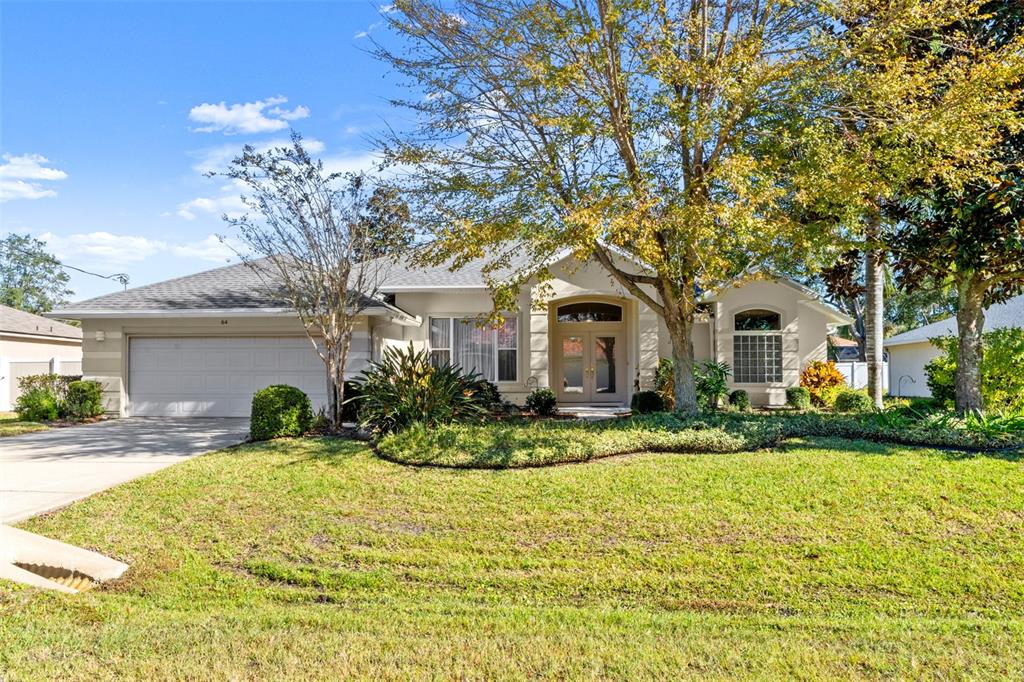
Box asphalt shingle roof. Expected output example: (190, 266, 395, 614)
(52, 249, 542, 315)
(884, 294, 1024, 346)
(1, 305, 82, 340)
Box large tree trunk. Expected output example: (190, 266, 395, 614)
(665, 307, 699, 415)
(954, 274, 986, 415)
(864, 239, 885, 410)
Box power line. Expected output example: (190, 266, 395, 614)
(2, 241, 130, 290)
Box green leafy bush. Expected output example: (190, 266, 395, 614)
(729, 389, 751, 411)
(524, 387, 557, 416)
(630, 390, 665, 414)
(17, 374, 81, 403)
(695, 361, 731, 410)
(800, 361, 847, 407)
(655, 357, 675, 409)
(468, 378, 504, 411)
(925, 329, 1024, 411)
(377, 413, 785, 468)
(786, 386, 811, 410)
(834, 389, 874, 413)
(356, 344, 491, 434)
(61, 380, 104, 419)
(250, 385, 313, 441)
(16, 387, 59, 422)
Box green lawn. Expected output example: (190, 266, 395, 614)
(2, 437, 1023, 679)
(0, 411, 47, 437)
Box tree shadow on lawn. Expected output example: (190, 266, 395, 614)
(783, 435, 1024, 463)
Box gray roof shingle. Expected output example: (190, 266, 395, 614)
(50, 249, 544, 315)
(884, 294, 1024, 346)
(1, 305, 82, 340)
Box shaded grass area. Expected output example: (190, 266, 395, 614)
(2, 437, 1024, 679)
(0, 411, 47, 437)
(377, 413, 784, 467)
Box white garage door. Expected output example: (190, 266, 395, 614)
(129, 337, 330, 417)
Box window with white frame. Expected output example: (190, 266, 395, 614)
(428, 316, 518, 382)
(733, 309, 783, 383)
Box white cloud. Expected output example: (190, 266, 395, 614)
(188, 96, 310, 134)
(0, 154, 67, 202)
(40, 231, 167, 264)
(177, 192, 247, 221)
(190, 137, 325, 174)
(39, 231, 240, 266)
(355, 20, 382, 38)
(380, 4, 397, 13)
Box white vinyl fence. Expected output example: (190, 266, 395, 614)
(835, 361, 889, 392)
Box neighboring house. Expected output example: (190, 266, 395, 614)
(47, 251, 850, 416)
(828, 335, 861, 361)
(884, 294, 1024, 397)
(0, 305, 83, 411)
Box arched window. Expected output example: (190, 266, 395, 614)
(556, 302, 622, 323)
(733, 309, 783, 383)
(734, 309, 781, 331)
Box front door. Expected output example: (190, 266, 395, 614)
(557, 332, 625, 403)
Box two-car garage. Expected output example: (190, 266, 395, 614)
(128, 337, 331, 417)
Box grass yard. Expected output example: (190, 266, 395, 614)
(0, 411, 46, 437)
(2, 436, 1023, 679)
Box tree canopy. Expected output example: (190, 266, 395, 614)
(0, 233, 73, 314)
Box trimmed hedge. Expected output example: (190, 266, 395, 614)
(786, 386, 811, 410)
(250, 385, 313, 441)
(835, 389, 874, 413)
(524, 388, 557, 416)
(15, 388, 59, 422)
(630, 390, 665, 414)
(729, 389, 750, 411)
(62, 380, 104, 419)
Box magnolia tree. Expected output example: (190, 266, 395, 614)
(376, 0, 834, 413)
(218, 134, 413, 428)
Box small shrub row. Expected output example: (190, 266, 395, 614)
(376, 413, 786, 468)
(15, 376, 103, 422)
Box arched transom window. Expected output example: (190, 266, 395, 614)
(733, 309, 783, 383)
(556, 302, 622, 323)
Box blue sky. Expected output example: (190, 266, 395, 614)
(1, 0, 409, 301)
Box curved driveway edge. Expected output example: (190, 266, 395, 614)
(1, 418, 248, 524)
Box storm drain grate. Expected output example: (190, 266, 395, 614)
(15, 562, 97, 592)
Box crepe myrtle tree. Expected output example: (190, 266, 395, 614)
(375, 0, 838, 414)
(216, 133, 413, 429)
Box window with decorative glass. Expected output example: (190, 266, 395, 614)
(733, 309, 783, 383)
(428, 315, 518, 382)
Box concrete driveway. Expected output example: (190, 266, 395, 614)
(1, 418, 248, 523)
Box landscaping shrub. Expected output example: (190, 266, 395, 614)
(15, 387, 59, 422)
(800, 361, 847, 406)
(695, 360, 731, 410)
(356, 344, 491, 434)
(468, 378, 504, 411)
(377, 413, 785, 468)
(524, 387, 557, 416)
(816, 384, 846, 410)
(61, 380, 104, 419)
(925, 329, 1024, 411)
(729, 389, 750, 411)
(786, 386, 811, 410)
(630, 390, 665, 414)
(17, 373, 81, 404)
(250, 385, 313, 441)
(834, 389, 874, 413)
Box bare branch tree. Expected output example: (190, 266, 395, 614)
(215, 133, 413, 428)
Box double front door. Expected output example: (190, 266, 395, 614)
(557, 331, 625, 403)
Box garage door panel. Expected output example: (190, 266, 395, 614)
(130, 337, 331, 417)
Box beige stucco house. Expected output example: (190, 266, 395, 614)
(1, 305, 83, 411)
(47, 251, 850, 417)
(884, 294, 1023, 398)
